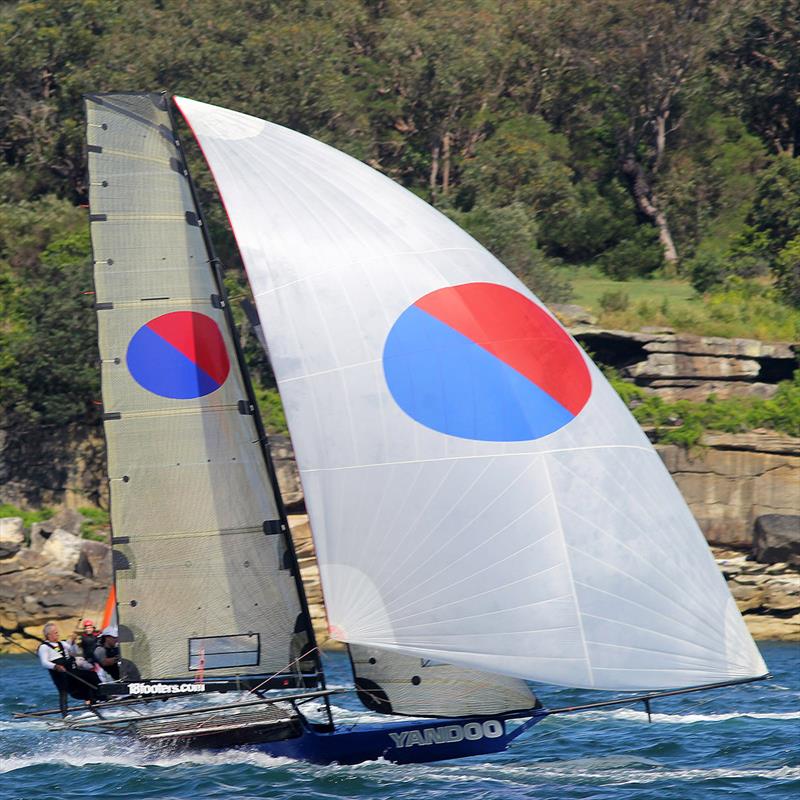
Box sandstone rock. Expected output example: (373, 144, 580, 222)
(626, 353, 761, 381)
(552, 304, 597, 326)
(729, 584, 765, 612)
(39, 529, 83, 573)
(732, 574, 772, 585)
(753, 515, 800, 566)
(766, 563, 790, 574)
(23, 624, 46, 639)
(646, 380, 778, 402)
(0, 517, 24, 558)
(0, 549, 47, 576)
(30, 508, 85, 551)
(270, 436, 304, 510)
(762, 590, 800, 613)
(743, 614, 800, 642)
(0, 517, 24, 545)
(657, 437, 800, 549)
(75, 540, 112, 582)
(0, 610, 18, 630)
(642, 334, 795, 360)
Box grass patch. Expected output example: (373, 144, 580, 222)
(254, 386, 288, 435)
(566, 268, 800, 340)
(606, 368, 800, 447)
(77, 506, 110, 541)
(0, 504, 53, 527)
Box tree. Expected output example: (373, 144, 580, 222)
(714, 0, 800, 157)
(556, 0, 739, 272)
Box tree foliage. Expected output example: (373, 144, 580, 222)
(1, 0, 800, 461)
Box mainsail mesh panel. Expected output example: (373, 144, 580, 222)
(349, 645, 538, 717)
(86, 93, 316, 681)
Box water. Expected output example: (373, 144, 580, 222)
(1, 642, 797, 799)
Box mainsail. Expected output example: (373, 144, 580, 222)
(86, 93, 318, 685)
(175, 96, 767, 692)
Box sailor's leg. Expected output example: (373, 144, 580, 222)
(58, 685, 69, 717)
(49, 670, 70, 717)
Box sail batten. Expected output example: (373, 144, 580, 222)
(176, 96, 767, 692)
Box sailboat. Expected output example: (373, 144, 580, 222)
(28, 91, 768, 764)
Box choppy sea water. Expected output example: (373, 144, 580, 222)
(1, 642, 798, 800)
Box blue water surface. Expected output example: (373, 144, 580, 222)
(1, 642, 797, 800)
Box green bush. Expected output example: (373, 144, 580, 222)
(599, 290, 629, 312)
(255, 387, 289, 435)
(445, 203, 572, 303)
(596, 226, 664, 280)
(688, 251, 729, 293)
(774, 236, 800, 308)
(606, 368, 800, 447)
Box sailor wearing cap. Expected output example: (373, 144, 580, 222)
(94, 625, 121, 681)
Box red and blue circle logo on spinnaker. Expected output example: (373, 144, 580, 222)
(383, 283, 591, 441)
(127, 311, 230, 399)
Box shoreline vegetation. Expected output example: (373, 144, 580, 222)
(2, 1, 799, 500)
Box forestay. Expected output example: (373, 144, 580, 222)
(86, 93, 317, 683)
(176, 96, 767, 691)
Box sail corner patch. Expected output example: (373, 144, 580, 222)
(382, 282, 591, 441)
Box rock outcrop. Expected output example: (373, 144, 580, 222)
(753, 515, 800, 566)
(571, 326, 797, 402)
(714, 548, 800, 641)
(0, 509, 111, 655)
(655, 430, 800, 549)
(0, 517, 24, 559)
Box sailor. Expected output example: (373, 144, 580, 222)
(94, 625, 121, 681)
(38, 622, 100, 717)
(73, 619, 99, 664)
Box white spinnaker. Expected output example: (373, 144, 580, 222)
(175, 96, 766, 691)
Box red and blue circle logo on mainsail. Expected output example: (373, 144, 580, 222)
(383, 283, 591, 441)
(127, 311, 230, 399)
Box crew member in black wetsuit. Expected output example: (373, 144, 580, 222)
(94, 626, 121, 681)
(73, 619, 99, 664)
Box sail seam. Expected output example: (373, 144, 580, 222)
(554, 459, 734, 644)
(254, 251, 486, 299)
(569, 546, 740, 650)
(376, 497, 556, 613)
(299, 444, 655, 473)
(571, 579, 733, 661)
(542, 455, 594, 687)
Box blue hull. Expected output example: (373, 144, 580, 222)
(246, 713, 545, 765)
